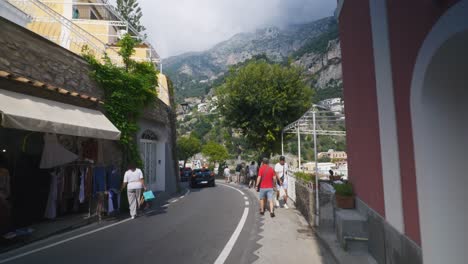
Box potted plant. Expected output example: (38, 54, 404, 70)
(334, 182, 355, 209)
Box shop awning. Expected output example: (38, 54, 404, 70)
(0, 89, 121, 140)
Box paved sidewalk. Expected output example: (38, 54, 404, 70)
(242, 187, 336, 264)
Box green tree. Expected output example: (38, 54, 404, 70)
(202, 142, 229, 165)
(177, 136, 202, 168)
(117, 0, 146, 34)
(217, 60, 312, 158)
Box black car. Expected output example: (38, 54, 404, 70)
(180, 167, 192, 182)
(190, 168, 216, 188)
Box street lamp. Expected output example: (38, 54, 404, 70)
(312, 103, 329, 227)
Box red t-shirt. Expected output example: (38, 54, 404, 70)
(258, 165, 275, 189)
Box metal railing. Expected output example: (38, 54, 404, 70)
(5, 0, 119, 60)
(287, 170, 297, 203)
(38, 0, 160, 64)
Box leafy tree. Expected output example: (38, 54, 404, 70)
(202, 142, 229, 165)
(177, 136, 202, 168)
(217, 60, 312, 158)
(117, 0, 146, 34)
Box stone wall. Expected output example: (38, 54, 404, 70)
(142, 98, 172, 126)
(295, 180, 316, 226)
(356, 198, 422, 264)
(0, 17, 103, 99)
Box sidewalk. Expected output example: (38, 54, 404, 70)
(242, 187, 336, 264)
(0, 190, 178, 254)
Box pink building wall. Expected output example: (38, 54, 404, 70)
(339, 0, 386, 217)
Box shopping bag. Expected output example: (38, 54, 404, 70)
(143, 190, 156, 201)
(279, 187, 286, 197)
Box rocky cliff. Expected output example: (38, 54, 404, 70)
(163, 16, 342, 101)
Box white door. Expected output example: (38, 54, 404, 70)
(140, 139, 158, 190)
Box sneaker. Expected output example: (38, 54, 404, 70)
(275, 200, 280, 207)
(284, 203, 289, 209)
(131, 216, 135, 219)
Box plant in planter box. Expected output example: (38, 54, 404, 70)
(334, 182, 355, 209)
(294, 172, 318, 190)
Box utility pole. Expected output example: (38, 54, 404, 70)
(281, 131, 284, 156)
(297, 126, 301, 170)
(313, 109, 320, 227)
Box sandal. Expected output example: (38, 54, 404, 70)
(270, 212, 275, 218)
(260, 211, 265, 215)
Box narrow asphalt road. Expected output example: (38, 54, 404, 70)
(0, 183, 261, 264)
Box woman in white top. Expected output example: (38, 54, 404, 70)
(121, 162, 147, 219)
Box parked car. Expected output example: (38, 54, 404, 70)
(190, 168, 215, 188)
(180, 167, 192, 182)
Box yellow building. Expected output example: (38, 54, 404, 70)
(5, 0, 171, 106)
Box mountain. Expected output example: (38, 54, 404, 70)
(163, 16, 342, 101)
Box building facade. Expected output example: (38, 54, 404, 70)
(3, 0, 171, 107)
(337, 0, 467, 263)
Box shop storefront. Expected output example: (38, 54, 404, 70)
(0, 88, 122, 243)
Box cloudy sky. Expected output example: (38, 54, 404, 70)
(137, 0, 336, 58)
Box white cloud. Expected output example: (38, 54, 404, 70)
(137, 0, 336, 58)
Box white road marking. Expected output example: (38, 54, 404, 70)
(245, 201, 249, 206)
(170, 199, 179, 203)
(180, 196, 185, 199)
(213, 207, 249, 264)
(218, 183, 245, 196)
(0, 218, 133, 263)
(243, 197, 248, 200)
(161, 204, 169, 208)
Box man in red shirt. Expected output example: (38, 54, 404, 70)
(256, 158, 277, 217)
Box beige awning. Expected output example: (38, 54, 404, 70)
(0, 89, 121, 140)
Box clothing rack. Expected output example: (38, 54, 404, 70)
(59, 160, 95, 218)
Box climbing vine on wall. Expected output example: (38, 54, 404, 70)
(83, 34, 158, 166)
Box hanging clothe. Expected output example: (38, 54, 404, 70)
(0, 168, 10, 199)
(93, 166, 106, 194)
(108, 191, 114, 213)
(106, 166, 121, 191)
(40, 134, 78, 169)
(85, 167, 93, 198)
(79, 167, 86, 203)
(44, 172, 58, 219)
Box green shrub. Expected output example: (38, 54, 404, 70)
(334, 182, 353, 196)
(294, 172, 315, 182)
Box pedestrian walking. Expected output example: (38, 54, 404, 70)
(224, 166, 231, 183)
(248, 161, 258, 188)
(240, 163, 247, 184)
(275, 156, 289, 208)
(235, 163, 242, 183)
(244, 164, 249, 184)
(256, 158, 277, 217)
(121, 162, 147, 219)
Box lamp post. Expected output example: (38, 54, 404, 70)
(312, 103, 328, 227)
